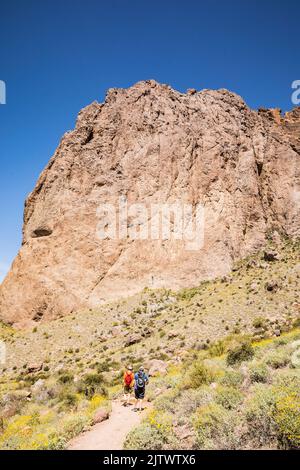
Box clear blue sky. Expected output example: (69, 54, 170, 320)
(0, 0, 299, 281)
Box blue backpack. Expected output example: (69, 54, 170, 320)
(136, 372, 145, 390)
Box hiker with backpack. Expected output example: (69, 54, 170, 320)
(123, 365, 134, 406)
(133, 366, 149, 412)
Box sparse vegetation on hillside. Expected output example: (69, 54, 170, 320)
(0, 238, 299, 449)
(124, 329, 300, 450)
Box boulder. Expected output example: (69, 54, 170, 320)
(265, 280, 279, 292)
(31, 379, 49, 402)
(167, 330, 178, 339)
(125, 334, 141, 347)
(93, 408, 109, 425)
(147, 359, 168, 377)
(27, 362, 43, 373)
(249, 282, 259, 292)
(31, 378, 45, 393)
(1, 390, 31, 418)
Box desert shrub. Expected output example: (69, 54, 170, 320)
(273, 370, 300, 392)
(220, 370, 243, 387)
(249, 362, 270, 383)
(124, 410, 177, 450)
(215, 386, 243, 410)
(58, 372, 74, 384)
(76, 373, 107, 398)
(0, 415, 33, 449)
(58, 391, 78, 409)
(177, 387, 215, 415)
(209, 340, 226, 357)
(124, 423, 164, 450)
(0, 415, 62, 450)
(292, 318, 300, 328)
(60, 413, 91, 442)
(273, 392, 300, 449)
(244, 384, 276, 447)
(27, 432, 62, 450)
(193, 403, 239, 449)
(155, 390, 178, 413)
(177, 288, 199, 301)
(83, 373, 103, 386)
(274, 337, 290, 347)
(87, 394, 107, 413)
(96, 361, 110, 373)
(252, 317, 267, 329)
(227, 342, 254, 366)
(184, 361, 216, 389)
(265, 351, 291, 369)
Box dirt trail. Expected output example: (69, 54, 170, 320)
(68, 401, 146, 450)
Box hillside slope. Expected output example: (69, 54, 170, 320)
(0, 238, 299, 449)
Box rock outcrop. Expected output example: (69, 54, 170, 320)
(0, 80, 299, 325)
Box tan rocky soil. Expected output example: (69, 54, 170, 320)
(0, 80, 299, 325)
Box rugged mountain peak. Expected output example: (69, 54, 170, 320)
(0, 81, 299, 326)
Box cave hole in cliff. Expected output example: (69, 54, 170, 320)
(83, 129, 94, 144)
(32, 311, 44, 322)
(32, 227, 53, 238)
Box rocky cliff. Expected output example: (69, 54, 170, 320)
(0, 80, 299, 326)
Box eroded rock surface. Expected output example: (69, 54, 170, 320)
(0, 80, 299, 325)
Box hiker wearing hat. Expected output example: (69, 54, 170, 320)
(123, 365, 134, 406)
(133, 366, 149, 412)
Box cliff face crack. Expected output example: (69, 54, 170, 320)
(256, 162, 263, 176)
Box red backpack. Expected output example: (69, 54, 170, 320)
(124, 371, 133, 386)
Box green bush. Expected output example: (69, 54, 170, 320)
(244, 384, 277, 447)
(249, 362, 270, 383)
(177, 288, 199, 301)
(58, 391, 78, 408)
(220, 370, 243, 387)
(61, 413, 91, 442)
(177, 387, 215, 415)
(58, 372, 74, 384)
(124, 423, 164, 450)
(124, 410, 177, 450)
(252, 317, 267, 329)
(215, 386, 243, 410)
(184, 361, 216, 389)
(155, 390, 178, 413)
(274, 392, 300, 449)
(265, 351, 290, 369)
(209, 340, 226, 357)
(226, 342, 254, 366)
(193, 403, 239, 449)
(273, 370, 300, 392)
(96, 362, 110, 373)
(83, 373, 103, 386)
(76, 373, 107, 398)
(292, 318, 300, 328)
